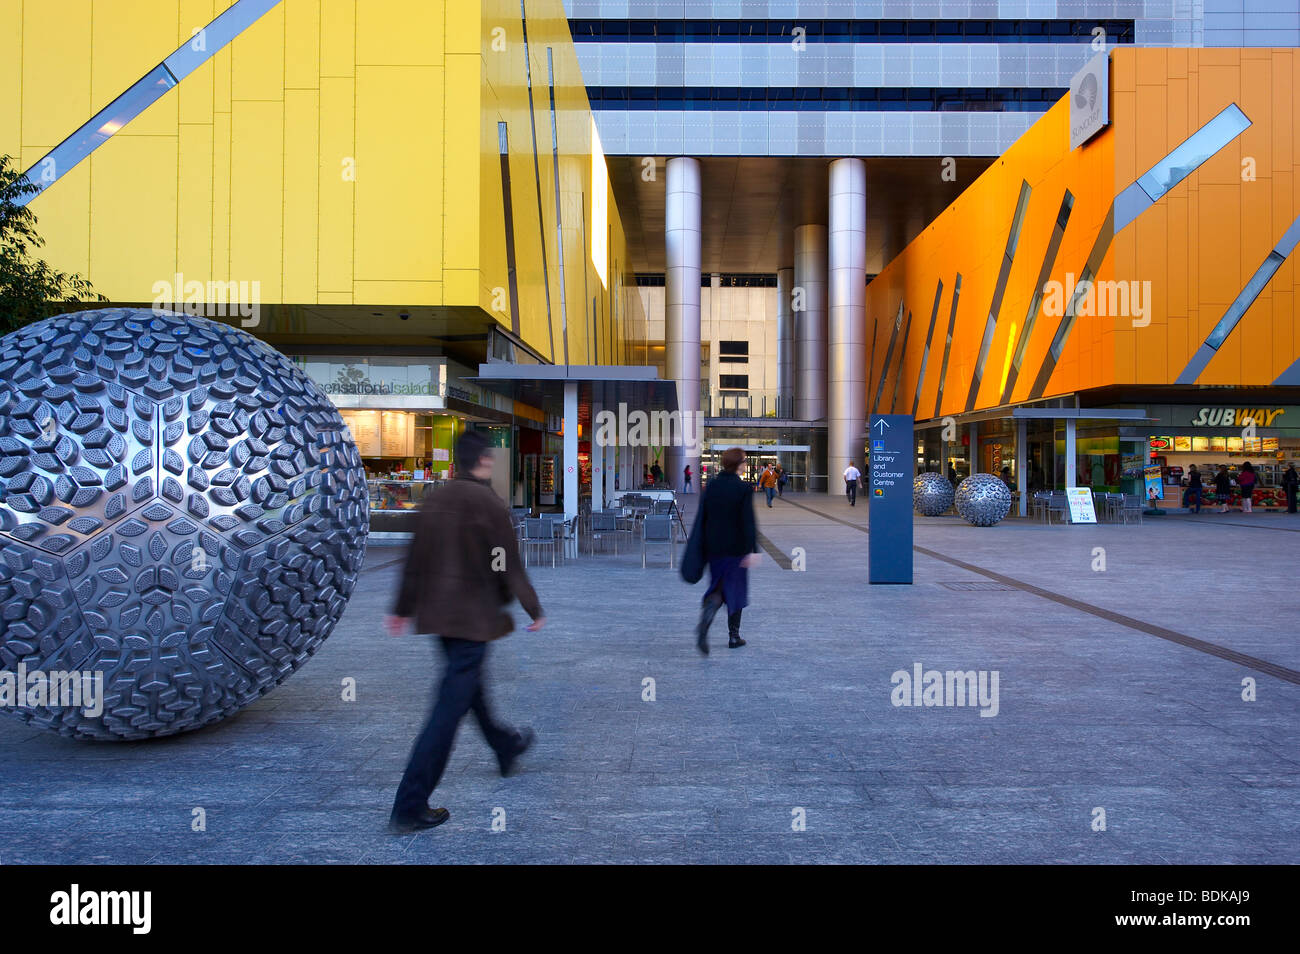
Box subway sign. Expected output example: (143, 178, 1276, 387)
(1188, 407, 1285, 427)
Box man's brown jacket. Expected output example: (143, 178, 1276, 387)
(393, 476, 542, 640)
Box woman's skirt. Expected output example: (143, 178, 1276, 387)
(705, 555, 748, 612)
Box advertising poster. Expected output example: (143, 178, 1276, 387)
(1143, 465, 1164, 501)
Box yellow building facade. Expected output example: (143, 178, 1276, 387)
(0, 0, 648, 365)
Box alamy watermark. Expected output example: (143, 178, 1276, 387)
(0, 664, 104, 717)
(592, 402, 705, 455)
(890, 663, 1000, 717)
(1042, 273, 1152, 327)
(152, 271, 261, 327)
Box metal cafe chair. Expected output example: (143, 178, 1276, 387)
(1120, 494, 1145, 525)
(522, 518, 557, 568)
(1045, 494, 1070, 525)
(641, 514, 675, 569)
(539, 513, 574, 561)
(588, 511, 622, 555)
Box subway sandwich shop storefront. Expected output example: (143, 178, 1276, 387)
(1128, 403, 1300, 510)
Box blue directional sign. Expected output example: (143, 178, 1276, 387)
(868, 414, 914, 584)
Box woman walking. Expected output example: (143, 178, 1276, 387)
(681, 447, 760, 654)
(1237, 462, 1257, 513)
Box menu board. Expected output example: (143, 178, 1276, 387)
(1066, 487, 1097, 523)
(380, 411, 412, 458)
(1173, 436, 1192, 452)
(340, 410, 381, 457)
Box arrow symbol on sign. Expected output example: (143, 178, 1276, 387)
(874, 419, 891, 433)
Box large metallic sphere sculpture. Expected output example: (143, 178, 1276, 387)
(954, 473, 1013, 527)
(913, 472, 955, 516)
(0, 309, 368, 739)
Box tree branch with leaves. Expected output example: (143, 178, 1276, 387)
(0, 155, 107, 335)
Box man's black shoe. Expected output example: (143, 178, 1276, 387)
(728, 635, 746, 648)
(389, 807, 450, 833)
(499, 727, 536, 777)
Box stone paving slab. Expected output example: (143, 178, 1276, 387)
(0, 492, 1296, 864)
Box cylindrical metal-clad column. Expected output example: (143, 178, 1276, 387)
(794, 225, 827, 426)
(776, 266, 794, 419)
(827, 158, 867, 492)
(665, 157, 702, 491)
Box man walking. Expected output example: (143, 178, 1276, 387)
(758, 463, 777, 507)
(386, 430, 544, 833)
(843, 461, 862, 506)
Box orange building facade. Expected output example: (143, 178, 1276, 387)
(864, 47, 1300, 508)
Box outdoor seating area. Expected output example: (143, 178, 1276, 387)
(1029, 491, 1145, 525)
(508, 493, 689, 568)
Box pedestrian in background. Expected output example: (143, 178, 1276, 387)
(1214, 464, 1232, 513)
(386, 430, 544, 833)
(758, 463, 777, 507)
(1238, 461, 1257, 513)
(683, 464, 692, 493)
(681, 447, 760, 654)
(776, 465, 787, 497)
(1283, 463, 1298, 514)
(843, 460, 862, 506)
(1186, 464, 1202, 514)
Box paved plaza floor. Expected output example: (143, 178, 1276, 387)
(2, 493, 1297, 864)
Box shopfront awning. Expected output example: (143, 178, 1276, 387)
(469, 363, 679, 418)
(915, 405, 1155, 430)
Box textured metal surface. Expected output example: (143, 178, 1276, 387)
(913, 471, 955, 516)
(0, 309, 368, 740)
(828, 157, 867, 479)
(954, 473, 1013, 527)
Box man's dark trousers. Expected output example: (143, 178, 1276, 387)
(846, 480, 857, 506)
(392, 636, 516, 821)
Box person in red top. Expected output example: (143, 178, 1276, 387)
(1237, 461, 1258, 514)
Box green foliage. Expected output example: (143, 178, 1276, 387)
(0, 155, 107, 335)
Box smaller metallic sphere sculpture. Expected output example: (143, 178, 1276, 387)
(913, 472, 955, 516)
(955, 473, 1012, 526)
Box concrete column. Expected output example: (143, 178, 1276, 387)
(794, 224, 827, 423)
(591, 400, 604, 510)
(665, 157, 702, 496)
(563, 381, 578, 519)
(776, 266, 794, 418)
(1017, 417, 1028, 516)
(970, 421, 979, 475)
(1065, 417, 1077, 489)
(827, 158, 867, 493)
